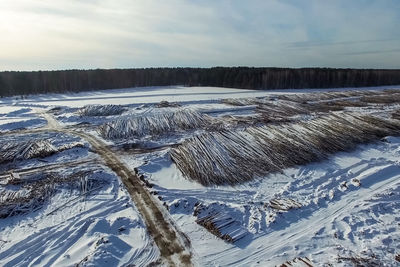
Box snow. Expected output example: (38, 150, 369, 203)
(1, 85, 400, 266)
(0, 85, 398, 108)
(0, 179, 159, 266)
(0, 107, 46, 131)
(141, 139, 400, 266)
(0, 134, 159, 266)
(0, 118, 46, 131)
(139, 151, 204, 190)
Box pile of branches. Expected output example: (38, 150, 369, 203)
(255, 100, 311, 118)
(0, 182, 54, 218)
(171, 113, 400, 185)
(222, 98, 342, 123)
(223, 95, 369, 122)
(276, 90, 376, 103)
(360, 91, 400, 104)
(155, 100, 181, 108)
(281, 257, 313, 267)
(221, 97, 273, 106)
(269, 198, 302, 211)
(0, 171, 96, 218)
(0, 139, 85, 164)
(78, 104, 126, 116)
(222, 90, 400, 120)
(392, 110, 400, 120)
(99, 108, 215, 139)
(219, 115, 277, 127)
(221, 91, 372, 106)
(0, 140, 57, 164)
(194, 204, 248, 243)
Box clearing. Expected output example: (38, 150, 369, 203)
(1, 85, 400, 266)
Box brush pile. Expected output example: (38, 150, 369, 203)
(392, 110, 400, 120)
(99, 108, 215, 139)
(155, 100, 181, 108)
(171, 113, 400, 185)
(269, 198, 302, 211)
(360, 92, 400, 104)
(223, 90, 400, 111)
(256, 100, 311, 118)
(280, 257, 314, 266)
(223, 98, 345, 125)
(0, 182, 54, 218)
(0, 140, 57, 164)
(221, 97, 273, 106)
(78, 104, 126, 116)
(220, 115, 276, 127)
(221, 91, 371, 106)
(0, 170, 97, 218)
(194, 204, 248, 243)
(0, 139, 85, 164)
(276, 90, 375, 103)
(222, 90, 400, 119)
(224, 96, 367, 121)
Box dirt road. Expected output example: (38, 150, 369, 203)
(36, 109, 193, 266)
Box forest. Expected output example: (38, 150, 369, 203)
(1, 67, 400, 97)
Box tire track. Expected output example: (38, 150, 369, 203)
(35, 109, 193, 266)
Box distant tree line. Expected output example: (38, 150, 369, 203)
(1, 67, 400, 97)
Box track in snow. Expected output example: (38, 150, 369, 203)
(35, 109, 193, 266)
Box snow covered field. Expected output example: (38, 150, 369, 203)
(0, 132, 159, 266)
(2, 85, 399, 108)
(1, 85, 400, 266)
(139, 138, 400, 266)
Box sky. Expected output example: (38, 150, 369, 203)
(1, 0, 400, 71)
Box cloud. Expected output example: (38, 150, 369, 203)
(287, 39, 400, 48)
(339, 49, 400, 56)
(0, 0, 399, 70)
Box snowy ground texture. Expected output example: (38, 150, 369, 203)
(1, 85, 400, 266)
(0, 133, 159, 266)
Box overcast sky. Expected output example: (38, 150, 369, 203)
(1, 0, 400, 71)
